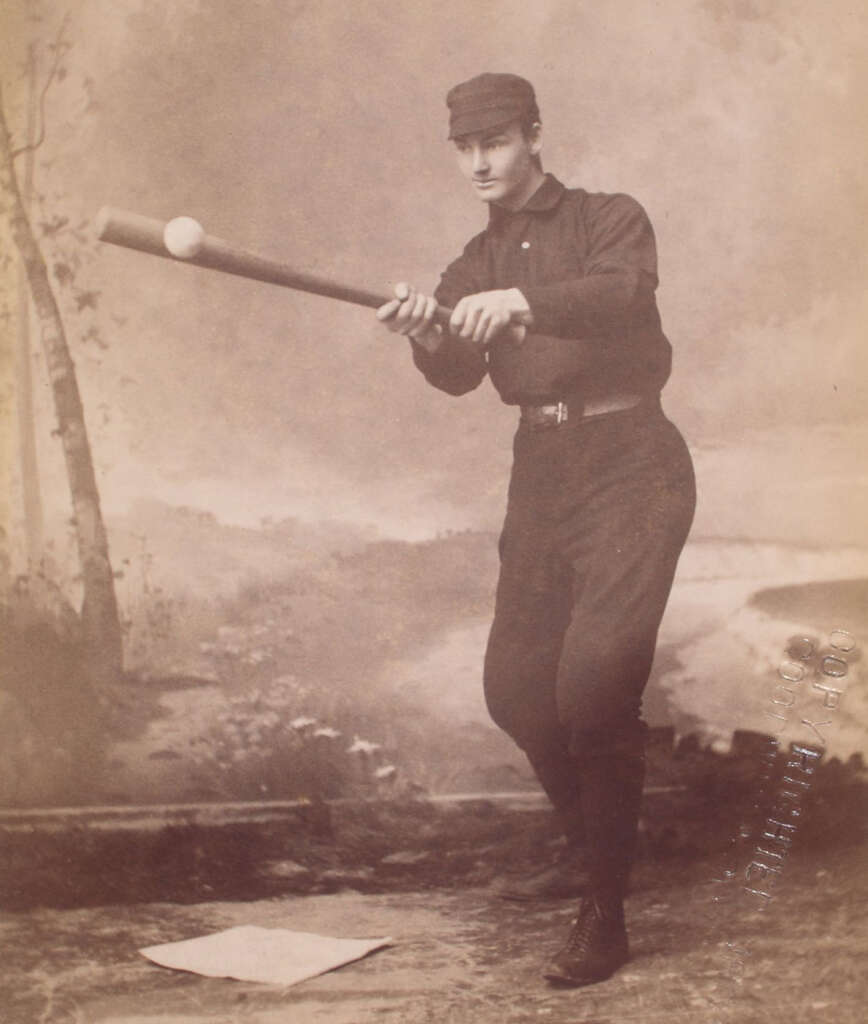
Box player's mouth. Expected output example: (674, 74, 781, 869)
(473, 179, 497, 188)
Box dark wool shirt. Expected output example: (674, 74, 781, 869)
(411, 173, 672, 404)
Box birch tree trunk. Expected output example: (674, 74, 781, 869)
(16, 46, 45, 568)
(0, 80, 122, 689)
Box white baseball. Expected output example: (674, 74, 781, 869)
(163, 216, 205, 259)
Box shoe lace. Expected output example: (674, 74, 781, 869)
(564, 899, 601, 955)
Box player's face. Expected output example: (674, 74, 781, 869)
(453, 121, 543, 211)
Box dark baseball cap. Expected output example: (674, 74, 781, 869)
(446, 72, 540, 140)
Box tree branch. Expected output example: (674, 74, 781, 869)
(10, 13, 71, 160)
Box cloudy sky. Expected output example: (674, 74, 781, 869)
(3, 0, 867, 545)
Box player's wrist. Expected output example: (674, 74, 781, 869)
(506, 288, 533, 326)
(409, 323, 443, 353)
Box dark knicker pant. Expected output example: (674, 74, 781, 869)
(483, 397, 696, 902)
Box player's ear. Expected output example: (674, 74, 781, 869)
(527, 121, 542, 157)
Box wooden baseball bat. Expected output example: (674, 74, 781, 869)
(95, 207, 453, 323)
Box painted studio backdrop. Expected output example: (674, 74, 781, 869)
(1, 0, 866, 805)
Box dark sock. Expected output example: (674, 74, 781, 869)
(525, 747, 586, 846)
(576, 736, 646, 904)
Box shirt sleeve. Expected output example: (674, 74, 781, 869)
(521, 193, 659, 339)
(409, 236, 489, 397)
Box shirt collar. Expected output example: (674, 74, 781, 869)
(488, 173, 565, 224)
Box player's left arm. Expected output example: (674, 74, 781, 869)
(448, 288, 533, 346)
(519, 194, 659, 339)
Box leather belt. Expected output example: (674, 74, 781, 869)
(520, 393, 643, 429)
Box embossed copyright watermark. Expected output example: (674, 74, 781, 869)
(710, 627, 857, 981)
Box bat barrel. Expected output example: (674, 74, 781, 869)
(95, 207, 168, 257)
(95, 207, 452, 321)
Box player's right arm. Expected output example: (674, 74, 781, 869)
(377, 281, 487, 396)
(376, 283, 443, 353)
(377, 239, 491, 396)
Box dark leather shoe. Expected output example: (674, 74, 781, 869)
(495, 848, 590, 901)
(543, 896, 629, 986)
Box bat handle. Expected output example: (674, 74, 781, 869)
(432, 304, 453, 327)
(388, 291, 453, 328)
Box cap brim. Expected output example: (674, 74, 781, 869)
(448, 107, 522, 140)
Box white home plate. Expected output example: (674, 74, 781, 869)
(140, 925, 393, 987)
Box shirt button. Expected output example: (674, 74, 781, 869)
(520, 241, 531, 249)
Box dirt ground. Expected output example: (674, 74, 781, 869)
(2, 845, 866, 1024)
(2, 744, 867, 1023)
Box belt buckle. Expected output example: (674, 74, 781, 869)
(521, 399, 571, 430)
